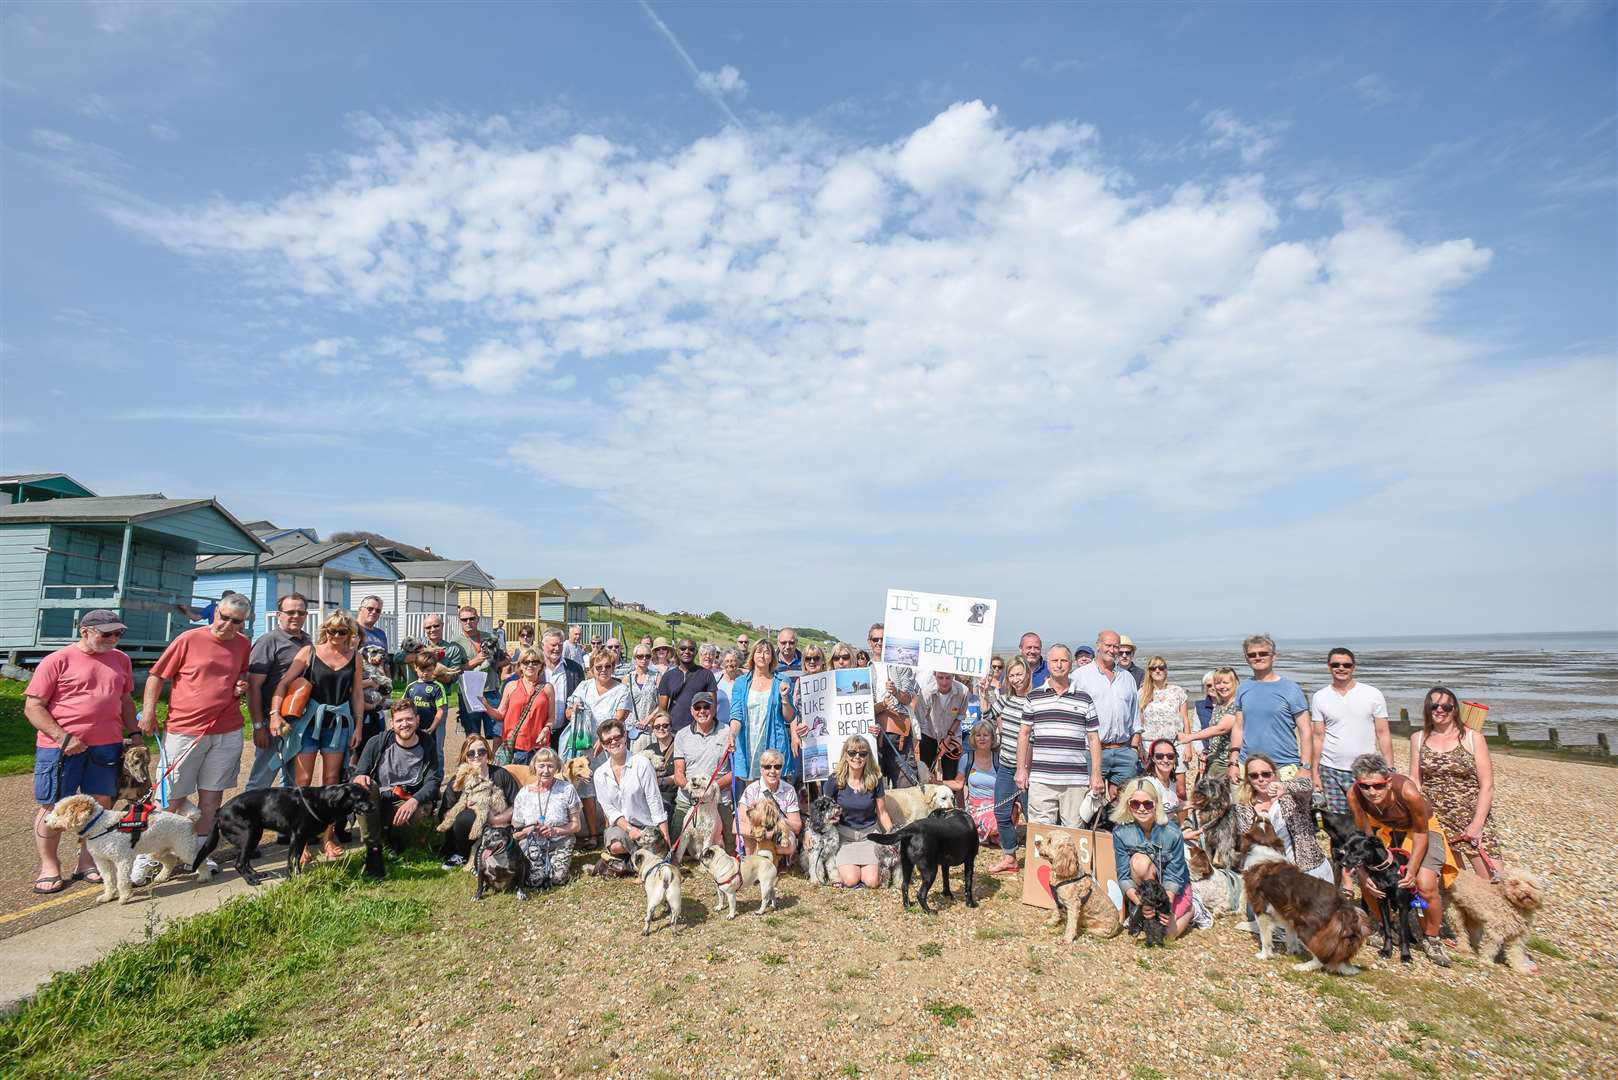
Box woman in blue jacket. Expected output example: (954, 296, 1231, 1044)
(727, 640, 798, 783)
(1111, 776, 1194, 940)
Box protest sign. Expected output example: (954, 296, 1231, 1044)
(801, 667, 877, 781)
(882, 588, 997, 678)
(1021, 823, 1124, 913)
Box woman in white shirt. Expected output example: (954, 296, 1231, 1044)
(592, 717, 671, 876)
(563, 649, 632, 846)
(510, 747, 582, 892)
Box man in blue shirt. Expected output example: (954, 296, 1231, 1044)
(356, 595, 389, 652)
(1228, 634, 1313, 784)
(1019, 632, 1049, 688)
(775, 628, 803, 683)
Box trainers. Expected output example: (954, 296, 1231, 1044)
(440, 855, 467, 870)
(1421, 935, 1452, 968)
(129, 853, 160, 887)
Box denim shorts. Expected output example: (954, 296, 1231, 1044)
(35, 742, 121, 804)
(300, 715, 353, 754)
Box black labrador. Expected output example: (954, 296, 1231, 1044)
(1338, 832, 1416, 963)
(869, 807, 979, 913)
(194, 782, 370, 886)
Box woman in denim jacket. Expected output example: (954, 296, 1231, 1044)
(1111, 776, 1194, 940)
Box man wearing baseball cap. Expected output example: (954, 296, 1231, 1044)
(24, 609, 139, 894)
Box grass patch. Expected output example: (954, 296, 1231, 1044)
(974, 926, 1024, 940)
(1322, 1011, 1352, 1034)
(839, 1064, 861, 1077)
(1210, 995, 1243, 1015)
(1527, 936, 1566, 960)
(917, 941, 943, 958)
(924, 1000, 974, 1028)
(844, 967, 874, 980)
(761, 953, 786, 966)
(0, 858, 437, 1078)
(902, 1050, 935, 1066)
(1406, 1019, 1441, 1039)
(1388, 1045, 1438, 1076)
(1131, 1067, 1167, 1080)
(1046, 1041, 1085, 1065)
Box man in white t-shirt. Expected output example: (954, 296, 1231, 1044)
(1309, 647, 1392, 816)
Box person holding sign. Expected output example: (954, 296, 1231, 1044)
(917, 671, 968, 783)
(726, 640, 798, 783)
(866, 623, 920, 786)
(823, 736, 896, 888)
(1015, 645, 1104, 827)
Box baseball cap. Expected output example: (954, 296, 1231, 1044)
(80, 609, 127, 633)
(691, 691, 717, 707)
(1075, 645, 1096, 658)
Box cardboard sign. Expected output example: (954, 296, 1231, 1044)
(882, 588, 997, 678)
(1021, 822, 1124, 913)
(802, 667, 878, 782)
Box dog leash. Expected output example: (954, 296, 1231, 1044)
(655, 750, 735, 873)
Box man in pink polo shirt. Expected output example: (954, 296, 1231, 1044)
(25, 609, 138, 894)
(142, 593, 252, 842)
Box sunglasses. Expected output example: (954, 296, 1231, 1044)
(1151, 752, 1176, 760)
(520, 660, 541, 667)
(761, 764, 783, 771)
(990, 664, 1003, 671)
(691, 704, 714, 712)
(1148, 665, 1166, 672)
(846, 751, 869, 759)
(601, 734, 625, 745)
(1247, 770, 1274, 780)
(1430, 703, 1456, 714)
(1127, 799, 1156, 810)
(282, 609, 308, 618)
(1245, 650, 1271, 659)
(651, 724, 672, 732)
(1357, 779, 1390, 791)
(465, 748, 488, 759)
(92, 627, 125, 639)
(1329, 661, 1355, 669)
(217, 614, 245, 626)
(329, 629, 351, 637)
(635, 653, 651, 660)
(868, 636, 883, 643)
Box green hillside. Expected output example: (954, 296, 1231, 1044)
(587, 608, 841, 653)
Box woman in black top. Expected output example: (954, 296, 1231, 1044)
(272, 609, 366, 861)
(437, 734, 520, 869)
(820, 736, 894, 889)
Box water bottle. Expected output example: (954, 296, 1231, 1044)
(1410, 893, 1428, 914)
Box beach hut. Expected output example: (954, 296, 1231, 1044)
(565, 586, 614, 623)
(0, 494, 269, 664)
(195, 526, 403, 638)
(2, 473, 97, 504)
(477, 577, 569, 643)
(349, 558, 497, 645)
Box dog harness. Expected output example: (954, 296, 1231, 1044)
(712, 866, 742, 888)
(115, 801, 156, 845)
(1049, 872, 1088, 914)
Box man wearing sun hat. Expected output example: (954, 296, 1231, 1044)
(24, 609, 139, 894)
(1116, 635, 1146, 687)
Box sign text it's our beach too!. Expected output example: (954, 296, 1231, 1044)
(882, 588, 997, 678)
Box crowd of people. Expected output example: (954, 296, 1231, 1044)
(24, 603, 1507, 969)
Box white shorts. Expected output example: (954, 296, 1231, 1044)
(163, 731, 243, 799)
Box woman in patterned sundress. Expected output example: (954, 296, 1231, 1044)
(1410, 685, 1500, 880)
(1138, 655, 1190, 772)
(1180, 667, 1239, 777)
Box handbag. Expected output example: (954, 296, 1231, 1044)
(280, 676, 313, 719)
(495, 683, 545, 767)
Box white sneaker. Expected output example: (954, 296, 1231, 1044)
(129, 853, 160, 887)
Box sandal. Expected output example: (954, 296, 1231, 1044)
(80, 869, 103, 885)
(33, 875, 67, 894)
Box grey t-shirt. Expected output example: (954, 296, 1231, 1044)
(377, 738, 431, 790)
(248, 626, 311, 716)
(673, 723, 729, 783)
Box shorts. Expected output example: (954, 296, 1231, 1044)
(1319, 765, 1354, 815)
(1172, 883, 1193, 922)
(299, 715, 353, 754)
(1100, 746, 1141, 787)
(1027, 781, 1094, 828)
(35, 742, 121, 804)
(162, 731, 243, 799)
(460, 708, 500, 740)
(1419, 830, 1451, 876)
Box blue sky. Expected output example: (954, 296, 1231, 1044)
(3, 1, 1615, 643)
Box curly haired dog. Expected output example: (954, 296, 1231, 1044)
(436, 762, 508, 842)
(803, 796, 842, 885)
(747, 796, 786, 856)
(1032, 832, 1121, 942)
(1186, 841, 1247, 920)
(1445, 868, 1547, 973)
(1189, 774, 1240, 870)
(45, 794, 212, 903)
(116, 742, 152, 806)
(1128, 878, 1172, 948)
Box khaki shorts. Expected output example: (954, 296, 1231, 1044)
(1027, 781, 1092, 828)
(163, 731, 243, 799)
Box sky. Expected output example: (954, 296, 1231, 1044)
(2, 1, 1615, 645)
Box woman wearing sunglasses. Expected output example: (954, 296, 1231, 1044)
(1234, 752, 1332, 884)
(483, 646, 553, 765)
(436, 734, 521, 869)
(271, 609, 366, 862)
(1141, 738, 1187, 824)
(738, 747, 802, 864)
(822, 736, 895, 888)
(1110, 776, 1193, 939)
(1137, 656, 1189, 771)
(1409, 686, 1500, 881)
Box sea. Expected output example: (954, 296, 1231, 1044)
(992, 632, 1618, 745)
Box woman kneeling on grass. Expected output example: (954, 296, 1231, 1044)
(511, 748, 582, 893)
(1111, 776, 1194, 940)
(821, 736, 894, 889)
(437, 735, 521, 870)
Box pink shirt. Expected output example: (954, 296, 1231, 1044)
(26, 644, 134, 748)
(151, 627, 250, 736)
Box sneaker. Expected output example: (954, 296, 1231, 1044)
(129, 853, 160, 887)
(1421, 935, 1452, 968)
(440, 855, 467, 870)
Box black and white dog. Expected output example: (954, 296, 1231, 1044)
(194, 783, 370, 886)
(803, 796, 843, 885)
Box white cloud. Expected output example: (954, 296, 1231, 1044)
(1352, 73, 1397, 107)
(147, 121, 179, 141)
(86, 102, 1612, 614)
(1203, 108, 1279, 164)
(695, 64, 747, 100)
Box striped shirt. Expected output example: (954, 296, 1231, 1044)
(1024, 682, 1100, 787)
(985, 690, 1029, 770)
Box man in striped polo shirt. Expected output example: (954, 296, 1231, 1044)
(1014, 644, 1104, 827)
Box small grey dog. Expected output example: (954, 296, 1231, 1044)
(876, 841, 901, 888)
(804, 796, 843, 885)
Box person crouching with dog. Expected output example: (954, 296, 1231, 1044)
(1111, 777, 1195, 940)
(738, 748, 802, 866)
(510, 748, 582, 889)
(437, 735, 522, 869)
(351, 700, 444, 853)
(592, 718, 671, 877)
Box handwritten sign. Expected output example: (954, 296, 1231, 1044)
(1021, 822, 1124, 913)
(882, 588, 997, 678)
(802, 667, 878, 781)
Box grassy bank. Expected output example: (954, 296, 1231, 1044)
(0, 857, 448, 1079)
(589, 606, 840, 652)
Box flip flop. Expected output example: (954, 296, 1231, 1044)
(33, 876, 67, 894)
(81, 869, 103, 885)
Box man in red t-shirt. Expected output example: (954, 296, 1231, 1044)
(142, 594, 252, 840)
(25, 609, 139, 894)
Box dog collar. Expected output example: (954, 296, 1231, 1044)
(77, 808, 107, 836)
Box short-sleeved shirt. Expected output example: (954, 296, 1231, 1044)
(1023, 682, 1100, 787)
(151, 627, 250, 736)
(512, 781, 582, 830)
(740, 778, 800, 817)
(824, 777, 885, 829)
(361, 625, 389, 652)
(404, 679, 447, 727)
(916, 680, 968, 742)
(1072, 663, 1138, 745)
(247, 626, 311, 717)
(26, 644, 133, 748)
(657, 664, 718, 733)
(1310, 682, 1389, 771)
(988, 690, 1029, 770)
(1236, 677, 1310, 768)
(673, 723, 729, 782)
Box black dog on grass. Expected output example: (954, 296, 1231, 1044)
(869, 808, 979, 913)
(194, 783, 370, 886)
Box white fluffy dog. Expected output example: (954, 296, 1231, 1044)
(674, 773, 721, 865)
(45, 794, 213, 903)
(630, 848, 683, 935)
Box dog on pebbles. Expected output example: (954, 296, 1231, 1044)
(1187, 841, 1247, 920)
(1445, 868, 1547, 973)
(631, 847, 683, 934)
(1032, 832, 1120, 941)
(46, 794, 212, 903)
(868, 802, 979, 913)
(1242, 820, 1371, 975)
(1128, 878, 1172, 948)
(803, 796, 842, 885)
(699, 843, 777, 918)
